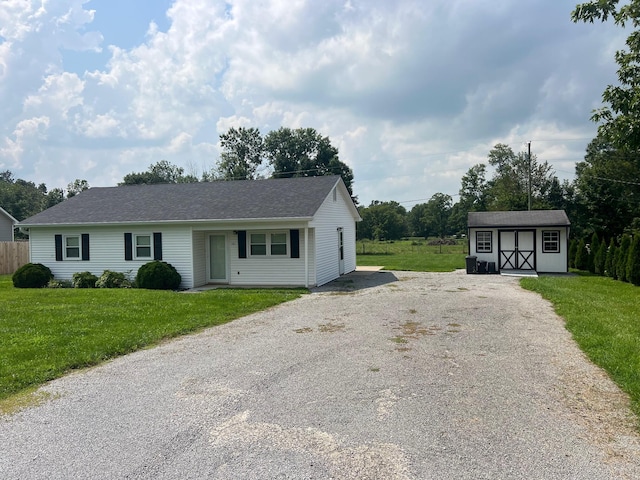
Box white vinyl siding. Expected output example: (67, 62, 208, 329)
(310, 184, 358, 286)
(229, 223, 315, 286)
(29, 225, 193, 289)
(191, 230, 206, 287)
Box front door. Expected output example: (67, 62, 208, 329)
(209, 234, 227, 282)
(499, 230, 535, 270)
(338, 228, 345, 275)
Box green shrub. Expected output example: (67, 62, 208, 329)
(72, 271, 98, 288)
(568, 239, 577, 269)
(594, 240, 606, 276)
(627, 235, 640, 286)
(588, 233, 600, 274)
(617, 235, 632, 282)
(135, 261, 182, 290)
(96, 270, 131, 288)
(12, 263, 53, 288)
(605, 238, 617, 278)
(574, 239, 588, 271)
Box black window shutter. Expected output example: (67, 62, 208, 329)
(81, 234, 90, 261)
(153, 232, 163, 260)
(238, 231, 247, 258)
(55, 234, 63, 261)
(124, 233, 133, 261)
(290, 229, 300, 258)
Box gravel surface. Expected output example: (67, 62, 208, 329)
(2, 270, 640, 479)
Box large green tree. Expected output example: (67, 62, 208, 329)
(574, 137, 640, 236)
(484, 143, 557, 211)
(0, 170, 66, 228)
(357, 201, 407, 241)
(422, 193, 453, 239)
(217, 127, 264, 180)
(264, 127, 354, 195)
(120, 160, 197, 185)
(572, 1, 640, 151)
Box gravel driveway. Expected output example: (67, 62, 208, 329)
(2, 270, 640, 479)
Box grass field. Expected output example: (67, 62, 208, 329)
(356, 239, 467, 272)
(0, 275, 302, 405)
(521, 273, 640, 419)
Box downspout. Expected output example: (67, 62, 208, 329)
(304, 227, 309, 288)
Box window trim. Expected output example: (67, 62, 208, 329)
(134, 233, 153, 259)
(64, 234, 81, 260)
(476, 231, 492, 253)
(542, 230, 560, 253)
(248, 231, 289, 258)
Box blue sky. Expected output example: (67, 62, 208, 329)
(0, 0, 627, 208)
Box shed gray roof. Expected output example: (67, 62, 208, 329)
(468, 210, 570, 228)
(20, 176, 353, 226)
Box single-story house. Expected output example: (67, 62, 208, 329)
(467, 210, 571, 273)
(0, 206, 17, 241)
(18, 176, 361, 288)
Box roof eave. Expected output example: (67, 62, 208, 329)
(18, 216, 315, 228)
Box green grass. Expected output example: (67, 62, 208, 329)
(0, 275, 303, 403)
(521, 273, 640, 418)
(357, 239, 467, 272)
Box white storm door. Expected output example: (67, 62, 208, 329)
(209, 234, 228, 282)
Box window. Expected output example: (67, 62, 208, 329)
(65, 235, 80, 259)
(476, 231, 492, 253)
(542, 230, 560, 253)
(271, 233, 287, 255)
(135, 234, 152, 258)
(249, 232, 288, 257)
(250, 233, 267, 256)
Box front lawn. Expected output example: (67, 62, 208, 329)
(0, 275, 303, 404)
(357, 239, 467, 272)
(521, 273, 640, 419)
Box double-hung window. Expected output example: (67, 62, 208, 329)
(65, 235, 80, 259)
(135, 234, 152, 259)
(542, 231, 560, 253)
(476, 231, 492, 253)
(249, 232, 288, 257)
(270, 233, 287, 255)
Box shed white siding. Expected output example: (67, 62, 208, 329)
(468, 227, 568, 273)
(310, 185, 358, 286)
(468, 228, 499, 266)
(535, 228, 568, 273)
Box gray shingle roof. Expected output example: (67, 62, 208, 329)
(468, 210, 570, 228)
(20, 176, 349, 226)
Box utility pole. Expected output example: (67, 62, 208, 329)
(527, 141, 532, 211)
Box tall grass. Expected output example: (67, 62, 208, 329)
(0, 275, 303, 402)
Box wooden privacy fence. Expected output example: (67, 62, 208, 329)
(0, 241, 29, 275)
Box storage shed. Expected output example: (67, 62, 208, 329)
(467, 210, 571, 274)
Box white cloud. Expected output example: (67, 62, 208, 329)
(0, 0, 628, 208)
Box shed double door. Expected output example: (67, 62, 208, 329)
(499, 230, 535, 270)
